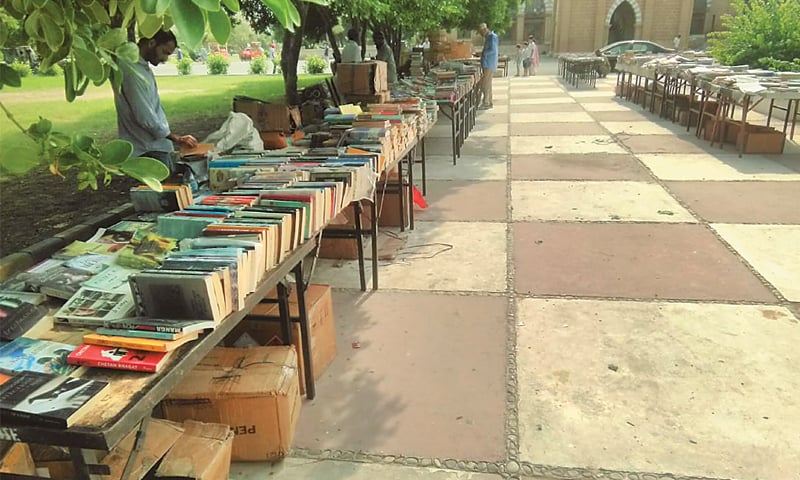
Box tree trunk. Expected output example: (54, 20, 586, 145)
(360, 21, 368, 61)
(281, 0, 308, 105)
(319, 6, 341, 63)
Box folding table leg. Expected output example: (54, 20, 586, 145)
(70, 448, 109, 480)
(292, 263, 315, 399)
(370, 200, 379, 290)
(276, 282, 292, 344)
(353, 201, 367, 291)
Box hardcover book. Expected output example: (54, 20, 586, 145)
(0, 337, 78, 375)
(0, 371, 108, 428)
(67, 344, 171, 373)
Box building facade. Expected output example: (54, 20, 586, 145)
(505, 0, 734, 53)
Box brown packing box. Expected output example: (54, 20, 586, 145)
(0, 442, 36, 476)
(738, 124, 785, 154)
(161, 346, 301, 462)
(337, 61, 388, 95)
(155, 420, 234, 480)
(230, 284, 337, 394)
(233, 97, 299, 133)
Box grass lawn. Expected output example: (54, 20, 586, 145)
(0, 74, 329, 175)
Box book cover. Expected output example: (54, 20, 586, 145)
(129, 271, 225, 321)
(0, 337, 78, 375)
(102, 318, 217, 335)
(25, 266, 93, 300)
(0, 295, 49, 341)
(116, 230, 178, 270)
(52, 241, 123, 259)
(81, 264, 139, 294)
(82, 331, 200, 353)
(64, 254, 115, 274)
(54, 287, 135, 327)
(0, 371, 108, 428)
(67, 344, 171, 373)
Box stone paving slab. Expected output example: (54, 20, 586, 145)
(513, 97, 577, 105)
(416, 181, 507, 222)
(620, 135, 715, 154)
(424, 137, 508, 157)
(568, 90, 615, 98)
(510, 135, 626, 155)
(517, 298, 800, 480)
(423, 155, 507, 181)
(666, 181, 800, 224)
(511, 181, 695, 222)
(510, 112, 595, 123)
(470, 123, 510, 137)
(314, 222, 507, 292)
(232, 458, 503, 479)
(637, 153, 800, 181)
(711, 224, 800, 301)
(474, 112, 509, 124)
(513, 223, 776, 301)
(511, 153, 652, 180)
(581, 102, 632, 112)
(509, 88, 566, 95)
(293, 290, 508, 461)
(589, 111, 656, 122)
(601, 121, 686, 136)
(509, 122, 608, 136)
(509, 103, 586, 113)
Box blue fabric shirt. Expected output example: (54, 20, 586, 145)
(481, 31, 499, 71)
(113, 57, 173, 156)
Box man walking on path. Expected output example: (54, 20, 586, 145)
(113, 29, 197, 173)
(478, 23, 498, 109)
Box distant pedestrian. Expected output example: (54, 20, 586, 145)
(527, 36, 540, 76)
(323, 43, 330, 60)
(176, 47, 182, 61)
(673, 34, 681, 51)
(270, 41, 277, 73)
(514, 44, 524, 76)
(522, 41, 531, 76)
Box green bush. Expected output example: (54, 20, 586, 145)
(708, 0, 800, 71)
(250, 55, 267, 74)
(207, 52, 230, 75)
(10, 60, 32, 78)
(177, 57, 193, 76)
(37, 63, 63, 76)
(305, 55, 327, 74)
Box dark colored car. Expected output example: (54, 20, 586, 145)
(598, 40, 675, 71)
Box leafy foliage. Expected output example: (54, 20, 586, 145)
(708, 0, 800, 71)
(207, 52, 230, 74)
(249, 54, 267, 73)
(177, 56, 194, 75)
(37, 63, 63, 77)
(304, 54, 326, 73)
(10, 60, 32, 78)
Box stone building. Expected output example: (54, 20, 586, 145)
(504, 0, 734, 53)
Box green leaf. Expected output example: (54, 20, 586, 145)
(302, 0, 328, 4)
(73, 134, 95, 151)
(0, 63, 22, 88)
(120, 156, 170, 189)
(43, 1, 66, 24)
(116, 42, 140, 62)
(191, 0, 220, 11)
(207, 9, 231, 45)
(88, 1, 112, 23)
(73, 48, 105, 83)
(156, 0, 172, 15)
(27, 118, 52, 136)
(138, 14, 164, 39)
(220, 0, 239, 13)
(110, 0, 118, 15)
(169, 0, 205, 49)
(64, 61, 76, 102)
(100, 140, 133, 165)
(93, 63, 111, 86)
(98, 28, 127, 50)
(31, 0, 46, 7)
(140, 0, 159, 14)
(24, 11, 40, 39)
(41, 15, 65, 50)
(75, 75, 90, 96)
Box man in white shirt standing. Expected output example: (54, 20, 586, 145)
(341, 28, 362, 63)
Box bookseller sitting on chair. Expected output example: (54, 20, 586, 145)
(113, 29, 197, 173)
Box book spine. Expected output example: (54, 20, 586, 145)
(103, 323, 186, 334)
(69, 358, 158, 373)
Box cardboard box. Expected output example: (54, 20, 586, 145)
(337, 61, 388, 95)
(231, 285, 337, 394)
(155, 420, 234, 480)
(233, 97, 298, 133)
(445, 40, 473, 60)
(161, 347, 301, 462)
(0, 442, 36, 476)
(738, 124, 785, 154)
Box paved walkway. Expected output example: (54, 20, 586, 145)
(232, 66, 800, 480)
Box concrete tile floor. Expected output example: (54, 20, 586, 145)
(237, 67, 800, 480)
(510, 135, 627, 154)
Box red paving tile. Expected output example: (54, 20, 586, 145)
(511, 153, 651, 180)
(294, 290, 508, 461)
(666, 181, 800, 224)
(510, 122, 608, 136)
(513, 223, 776, 302)
(619, 135, 714, 154)
(416, 181, 507, 222)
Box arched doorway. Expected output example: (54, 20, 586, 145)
(608, 1, 636, 44)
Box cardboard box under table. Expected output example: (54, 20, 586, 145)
(337, 61, 388, 95)
(161, 346, 301, 462)
(228, 284, 337, 395)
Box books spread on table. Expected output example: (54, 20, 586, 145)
(0, 371, 108, 428)
(0, 338, 78, 376)
(0, 293, 49, 341)
(54, 287, 135, 327)
(67, 344, 171, 373)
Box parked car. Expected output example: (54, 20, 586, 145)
(597, 40, 675, 71)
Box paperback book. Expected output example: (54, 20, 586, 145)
(0, 371, 108, 428)
(82, 331, 200, 353)
(54, 287, 135, 327)
(0, 294, 49, 341)
(102, 317, 217, 335)
(67, 344, 171, 373)
(0, 337, 78, 375)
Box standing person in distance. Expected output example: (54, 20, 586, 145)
(341, 28, 363, 63)
(113, 29, 197, 174)
(478, 22, 498, 110)
(673, 34, 681, 51)
(373, 31, 398, 83)
(522, 41, 531, 76)
(269, 41, 277, 73)
(528, 35, 540, 76)
(514, 44, 524, 77)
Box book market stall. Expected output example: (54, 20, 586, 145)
(0, 47, 495, 478)
(615, 53, 800, 156)
(557, 53, 607, 88)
